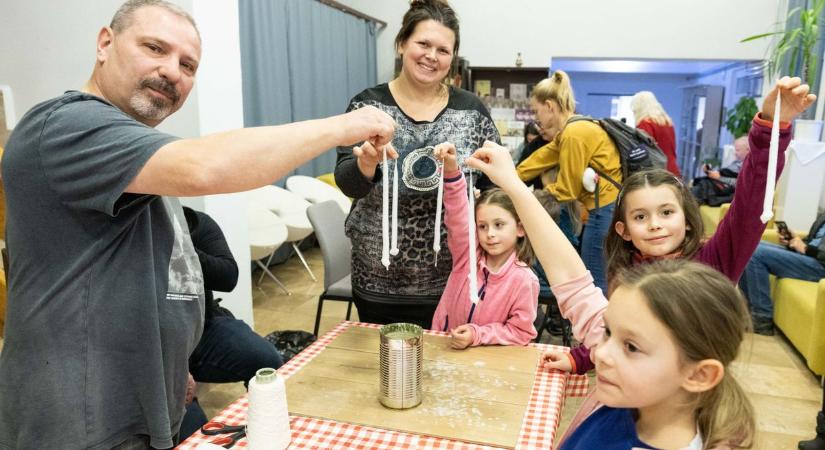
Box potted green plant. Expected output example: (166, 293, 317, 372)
(725, 96, 759, 138)
(741, 0, 824, 87)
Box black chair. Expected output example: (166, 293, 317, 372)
(306, 201, 353, 337)
(535, 293, 572, 347)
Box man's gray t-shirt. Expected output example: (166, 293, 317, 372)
(0, 91, 204, 449)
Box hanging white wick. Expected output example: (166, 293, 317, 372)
(433, 159, 444, 266)
(467, 169, 479, 304)
(390, 159, 399, 256)
(761, 91, 781, 224)
(382, 146, 390, 269)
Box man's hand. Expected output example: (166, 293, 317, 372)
(761, 76, 817, 123)
(541, 350, 573, 372)
(450, 324, 474, 350)
(340, 105, 396, 148)
(185, 373, 196, 406)
(707, 170, 721, 180)
(789, 236, 807, 254)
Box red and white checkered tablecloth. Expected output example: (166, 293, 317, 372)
(177, 321, 588, 450)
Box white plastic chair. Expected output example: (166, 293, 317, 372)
(286, 175, 351, 214)
(246, 185, 316, 282)
(247, 204, 291, 295)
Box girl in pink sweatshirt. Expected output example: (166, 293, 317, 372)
(431, 143, 539, 349)
(465, 140, 759, 450)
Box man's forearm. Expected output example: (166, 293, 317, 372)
(126, 106, 393, 197)
(135, 117, 345, 196)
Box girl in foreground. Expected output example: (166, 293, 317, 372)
(467, 143, 756, 449)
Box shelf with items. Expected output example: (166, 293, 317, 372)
(469, 67, 548, 156)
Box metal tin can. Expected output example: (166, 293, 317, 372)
(378, 322, 423, 409)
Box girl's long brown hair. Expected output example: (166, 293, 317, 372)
(616, 260, 754, 449)
(476, 188, 534, 265)
(605, 169, 704, 284)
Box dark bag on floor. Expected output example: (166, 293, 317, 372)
(264, 330, 316, 362)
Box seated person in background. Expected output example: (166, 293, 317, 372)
(739, 211, 825, 335)
(179, 206, 284, 439)
(691, 135, 750, 206)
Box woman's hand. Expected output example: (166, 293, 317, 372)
(353, 141, 399, 179)
(541, 350, 573, 372)
(761, 76, 817, 123)
(466, 141, 522, 191)
(450, 324, 474, 350)
(433, 142, 458, 173)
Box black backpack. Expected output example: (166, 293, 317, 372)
(567, 116, 667, 190)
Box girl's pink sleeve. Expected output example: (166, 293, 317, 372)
(443, 170, 471, 272)
(550, 272, 607, 350)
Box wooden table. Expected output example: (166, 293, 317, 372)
(177, 321, 588, 450)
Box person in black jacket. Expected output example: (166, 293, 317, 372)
(179, 207, 283, 439)
(739, 212, 825, 335)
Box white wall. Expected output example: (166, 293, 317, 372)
(334, 0, 784, 83)
(0, 0, 255, 325)
(190, 0, 254, 326)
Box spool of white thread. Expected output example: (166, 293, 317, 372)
(247, 368, 291, 450)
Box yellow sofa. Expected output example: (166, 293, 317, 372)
(761, 229, 825, 375)
(700, 203, 773, 238)
(703, 204, 824, 374)
(700, 204, 729, 237)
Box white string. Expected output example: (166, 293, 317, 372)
(247, 371, 291, 450)
(761, 91, 781, 224)
(381, 147, 390, 269)
(467, 170, 479, 304)
(433, 159, 444, 266)
(390, 159, 399, 257)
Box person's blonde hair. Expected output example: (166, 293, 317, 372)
(616, 260, 755, 449)
(631, 91, 672, 126)
(476, 188, 534, 265)
(531, 70, 576, 114)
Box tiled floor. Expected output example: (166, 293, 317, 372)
(198, 248, 823, 449)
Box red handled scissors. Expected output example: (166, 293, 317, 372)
(200, 421, 246, 448)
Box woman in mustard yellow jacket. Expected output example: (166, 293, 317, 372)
(516, 70, 621, 292)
